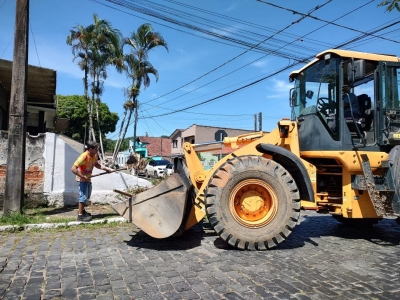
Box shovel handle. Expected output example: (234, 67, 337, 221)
(90, 167, 127, 178)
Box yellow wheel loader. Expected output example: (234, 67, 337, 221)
(113, 49, 400, 250)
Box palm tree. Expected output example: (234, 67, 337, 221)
(67, 14, 122, 153)
(112, 23, 168, 163)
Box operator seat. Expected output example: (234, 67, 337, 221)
(345, 94, 372, 131)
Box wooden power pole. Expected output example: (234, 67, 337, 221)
(4, 0, 29, 213)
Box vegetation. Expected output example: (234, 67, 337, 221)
(56, 95, 119, 146)
(0, 205, 120, 228)
(66, 17, 168, 162)
(112, 24, 168, 164)
(66, 14, 123, 158)
(0, 209, 75, 226)
(379, 0, 400, 12)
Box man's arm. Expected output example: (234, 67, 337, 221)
(95, 162, 112, 173)
(71, 164, 90, 181)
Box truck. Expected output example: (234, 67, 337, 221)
(113, 49, 400, 250)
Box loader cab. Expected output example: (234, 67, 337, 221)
(289, 50, 400, 152)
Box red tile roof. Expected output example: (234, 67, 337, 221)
(138, 136, 172, 157)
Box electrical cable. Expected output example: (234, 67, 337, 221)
(257, 0, 399, 44)
(141, 18, 400, 119)
(140, 0, 381, 112)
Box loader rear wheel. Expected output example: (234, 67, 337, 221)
(205, 156, 300, 250)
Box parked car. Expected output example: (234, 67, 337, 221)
(145, 160, 170, 178)
(164, 163, 174, 176)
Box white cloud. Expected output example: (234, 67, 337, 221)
(266, 78, 292, 99)
(225, 3, 238, 12)
(251, 60, 268, 68)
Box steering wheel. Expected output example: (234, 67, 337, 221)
(317, 97, 331, 116)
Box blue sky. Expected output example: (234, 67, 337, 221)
(0, 0, 399, 140)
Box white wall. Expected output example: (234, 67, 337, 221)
(44, 133, 152, 207)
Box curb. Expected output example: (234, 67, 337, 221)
(0, 217, 127, 232)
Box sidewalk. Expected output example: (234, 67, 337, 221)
(0, 204, 127, 232)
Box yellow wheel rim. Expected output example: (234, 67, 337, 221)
(229, 179, 278, 228)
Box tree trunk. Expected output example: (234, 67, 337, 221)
(95, 72, 105, 161)
(132, 100, 138, 155)
(89, 74, 96, 143)
(111, 108, 128, 165)
(112, 108, 133, 165)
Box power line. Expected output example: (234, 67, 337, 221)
(141, 17, 400, 119)
(257, 0, 399, 44)
(140, 62, 298, 119)
(164, 0, 333, 48)
(99, 0, 320, 59)
(0, 0, 8, 10)
(141, 0, 378, 113)
(138, 0, 331, 106)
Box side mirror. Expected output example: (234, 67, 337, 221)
(347, 59, 366, 83)
(306, 90, 314, 99)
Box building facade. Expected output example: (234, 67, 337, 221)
(169, 124, 256, 168)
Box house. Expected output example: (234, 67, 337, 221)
(0, 59, 67, 135)
(169, 124, 256, 168)
(136, 136, 172, 158)
(0, 59, 66, 210)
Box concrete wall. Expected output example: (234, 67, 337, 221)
(0, 132, 152, 209)
(44, 133, 152, 207)
(0, 131, 46, 210)
(170, 131, 183, 155)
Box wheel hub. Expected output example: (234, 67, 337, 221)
(230, 179, 278, 228)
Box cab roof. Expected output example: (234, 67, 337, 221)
(289, 49, 400, 79)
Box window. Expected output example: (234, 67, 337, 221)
(173, 140, 178, 148)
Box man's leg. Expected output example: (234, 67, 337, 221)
(83, 183, 92, 216)
(78, 182, 92, 221)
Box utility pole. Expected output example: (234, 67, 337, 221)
(4, 0, 29, 213)
(258, 112, 262, 131)
(254, 114, 257, 131)
(132, 100, 138, 155)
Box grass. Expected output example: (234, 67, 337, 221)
(0, 178, 163, 228)
(0, 210, 76, 226)
(0, 205, 119, 227)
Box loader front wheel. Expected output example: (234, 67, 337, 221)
(205, 156, 300, 250)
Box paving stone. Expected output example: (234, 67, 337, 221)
(0, 212, 399, 299)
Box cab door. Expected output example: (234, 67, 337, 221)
(377, 62, 400, 146)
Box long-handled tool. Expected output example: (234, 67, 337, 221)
(90, 167, 128, 178)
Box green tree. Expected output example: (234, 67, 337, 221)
(378, 0, 400, 12)
(56, 95, 119, 144)
(66, 14, 122, 158)
(112, 23, 168, 164)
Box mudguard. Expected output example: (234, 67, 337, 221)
(256, 143, 315, 203)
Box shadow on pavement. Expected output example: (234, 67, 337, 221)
(123, 213, 400, 251)
(277, 213, 400, 250)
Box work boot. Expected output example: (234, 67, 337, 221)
(77, 214, 92, 222)
(82, 209, 92, 216)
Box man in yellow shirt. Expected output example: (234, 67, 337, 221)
(71, 142, 112, 222)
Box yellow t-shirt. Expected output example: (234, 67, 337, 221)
(74, 152, 98, 182)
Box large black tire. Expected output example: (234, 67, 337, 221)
(205, 156, 300, 250)
(388, 145, 400, 214)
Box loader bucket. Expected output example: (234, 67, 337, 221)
(112, 163, 192, 239)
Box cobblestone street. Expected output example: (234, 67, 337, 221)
(1, 211, 400, 300)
